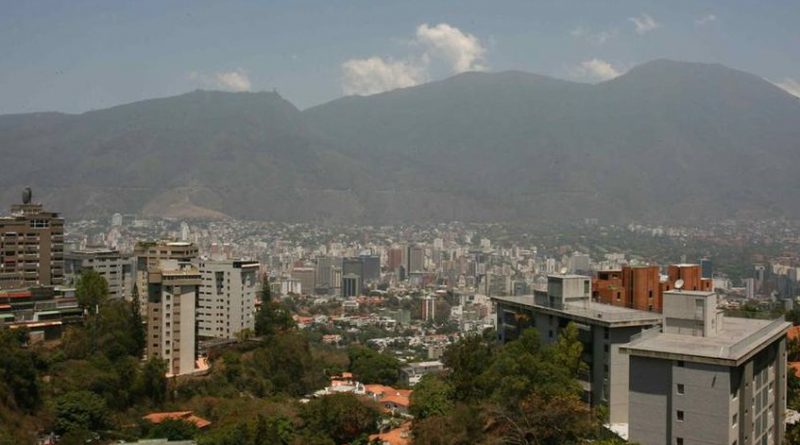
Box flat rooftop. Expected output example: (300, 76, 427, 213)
(493, 295, 662, 327)
(622, 316, 790, 366)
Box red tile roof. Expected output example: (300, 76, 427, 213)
(143, 411, 211, 429)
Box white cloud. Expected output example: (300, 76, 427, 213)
(188, 69, 252, 92)
(340, 22, 487, 96)
(415, 23, 487, 73)
(575, 58, 623, 81)
(629, 13, 660, 35)
(341, 57, 427, 96)
(214, 69, 251, 92)
(773, 78, 800, 98)
(570, 26, 615, 46)
(695, 14, 717, 26)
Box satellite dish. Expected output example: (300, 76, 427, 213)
(560, 267, 569, 275)
(22, 187, 32, 204)
(675, 279, 684, 290)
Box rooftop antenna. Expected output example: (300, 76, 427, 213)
(674, 279, 685, 290)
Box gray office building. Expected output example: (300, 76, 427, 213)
(622, 290, 790, 445)
(493, 274, 662, 424)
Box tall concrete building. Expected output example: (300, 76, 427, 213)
(315, 256, 335, 290)
(144, 262, 201, 376)
(623, 290, 790, 445)
(0, 191, 64, 289)
(291, 267, 316, 295)
(700, 258, 713, 279)
(493, 274, 662, 424)
(341, 273, 360, 298)
(135, 241, 201, 376)
(421, 295, 436, 321)
(65, 248, 133, 300)
(360, 255, 380, 283)
(197, 259, 258, 340)
(407, 245, 424, 274)
(134, 241, 199, 310)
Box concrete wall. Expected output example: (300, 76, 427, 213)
(672, 361, 733, 445)
(629, 356, 672, 444)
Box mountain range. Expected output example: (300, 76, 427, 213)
(2, 59, 799, 223)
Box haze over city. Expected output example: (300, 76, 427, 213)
(2, 2, 800, 445)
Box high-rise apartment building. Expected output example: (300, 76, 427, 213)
(0, 191, 64, 289)
(407, 245, 424, 274)
(291, 266, 316, 296)
(315, 256, 335, 290)
(134, 241, 199, 310)
(135, 241, 200, 376)
(623, 290, 790, 445)
(421, 295, 436, 321)
(197, 259, 258, 340)
(65, 248, 133, 300)
(145, 263, 201, 376)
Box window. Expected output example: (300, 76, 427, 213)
(677, 360, 685, 368)
(677, 384, 685, 395)
(732, 413, 738, 426)
(677, 410, 684, 421)
(676, 439, 683, 445)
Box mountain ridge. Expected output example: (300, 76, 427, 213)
(1, 59, 799, 223)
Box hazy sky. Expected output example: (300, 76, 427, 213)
(2, 0, 799, 114)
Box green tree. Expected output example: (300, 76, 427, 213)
(484, 393, 594, 445)
(347, 346, 401, 386)
(412, 404, 485, 445)
(300, 393, 378, 445)
(253, 414, 294, 445)
(441, 333, 496, 403)
(254, 277, 296, 337)
(0, 327, 40, 411)
(75, 270, 109, 315)
(139, 357, 168, 405)
(146, 419, 199, 440)
(94, 299, 145, 361)
(248, 332, 322, 396)
(53, 390, 108, 434)
(409, 374, 454, 419)
(482, 328, 579, 404)
(552, 322, 588, 378)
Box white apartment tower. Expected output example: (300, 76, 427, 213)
(197, 259, 259, 339)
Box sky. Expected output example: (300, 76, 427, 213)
(1, 0, 799, 114)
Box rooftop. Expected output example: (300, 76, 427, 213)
(621, 316, 790, 365)
(493, 295, 662, 327)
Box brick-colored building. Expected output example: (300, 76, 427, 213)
(594, 264, 712, 313)
(0, 194, 64, 290)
